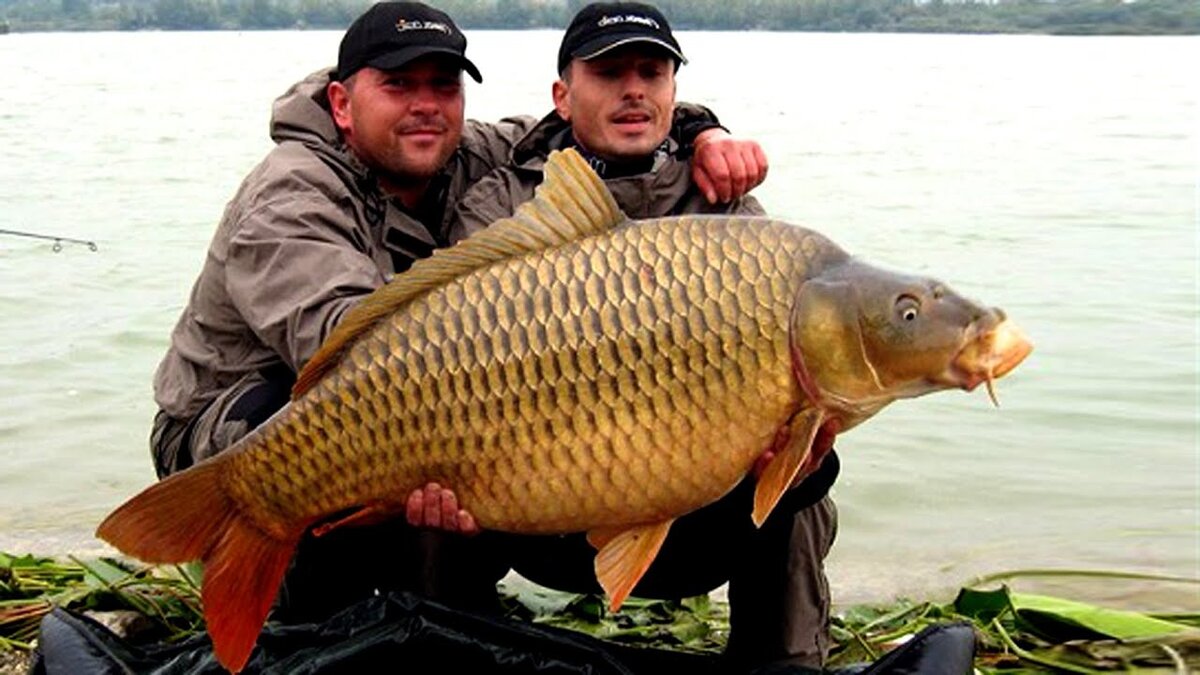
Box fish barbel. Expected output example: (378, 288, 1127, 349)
(97, 148, 1032, 672)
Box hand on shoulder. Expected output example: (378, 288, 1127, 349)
(691, 129, 769, 205)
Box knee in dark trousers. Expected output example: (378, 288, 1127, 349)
(507, 452, 840, 672)
(150, 363, 295, 478)
(724, 453, 840, 672)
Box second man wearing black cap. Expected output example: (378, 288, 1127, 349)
(437, 2, 840, 672)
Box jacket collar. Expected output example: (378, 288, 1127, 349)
(510, 112, 680, 174)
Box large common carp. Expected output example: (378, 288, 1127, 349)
(98, 148, 1031, 673)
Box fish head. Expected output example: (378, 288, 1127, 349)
(789, 259, 1033, 425)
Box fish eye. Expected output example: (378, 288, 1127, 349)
(896, 295, 920, 322)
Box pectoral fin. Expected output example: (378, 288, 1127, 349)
(310, 500, 407, 537)
(589, 520, 674, 612)
(752, 407, 825, 527)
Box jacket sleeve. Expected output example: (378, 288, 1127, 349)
(224, 191, 385, 373)
(672, 102, 725, 152)
(732, 194, 767, 217)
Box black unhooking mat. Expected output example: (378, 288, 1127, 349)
(27, 591, 976, 675)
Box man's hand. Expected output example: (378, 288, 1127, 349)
(751, 425, 837, 489)
(692, 128, 769, 204)
(405, 482, 480, 535)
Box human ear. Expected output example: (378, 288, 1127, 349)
(552, 78, 571, 122)
(327, 81, 353, 134)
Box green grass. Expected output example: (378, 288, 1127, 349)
(0, 552, 203, 650)
(500, 569, 1200, 672)
(4, 552, 1197, 672)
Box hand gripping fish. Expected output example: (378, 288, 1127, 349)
(98, 148, 1032, 672)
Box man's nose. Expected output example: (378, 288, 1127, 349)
(409, 85, 440, 113)
(620, 72, 646, 99)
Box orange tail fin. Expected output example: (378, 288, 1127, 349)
(96, 460, 300, 673)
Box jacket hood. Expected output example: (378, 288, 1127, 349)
(510, 113, 568, 168)
(271, 68, 340, 146)
(269, 68, 370, 181)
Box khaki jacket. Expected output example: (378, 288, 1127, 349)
(449, 111, 765, 240)
(154, 69, 534, 419)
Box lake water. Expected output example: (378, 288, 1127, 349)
(0, 30, 1196, 611)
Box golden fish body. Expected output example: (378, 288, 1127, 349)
(228, 215, 835, 537)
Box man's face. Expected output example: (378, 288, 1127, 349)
(553, 45, 677, 161)
(329, 56, 465, 189)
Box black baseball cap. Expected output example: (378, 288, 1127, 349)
(337, 2, 482, 83)
(557, 2, 687, 74)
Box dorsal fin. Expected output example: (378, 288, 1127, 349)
(292, 148, 627, 397)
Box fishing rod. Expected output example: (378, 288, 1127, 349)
(0, 228, 99, 252)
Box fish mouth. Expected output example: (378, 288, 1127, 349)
(948, 319, 1033, 406)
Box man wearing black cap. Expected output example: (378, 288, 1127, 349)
(443, 3, 839, 671)
(149, 0, 767, 632)
(450, 0, 768, 232)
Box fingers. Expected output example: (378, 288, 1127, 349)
(406, 487, 424, 526)
(751, 450, 776, 480)
(726, 139, 768, 196)
(726, 148, 750, 202)
(693, 141, 733, 204)
(749, 142, 769, 190)
(751, 426, 836, 489)
(439, 486, 459, 530)
(424, 483, 443, 528)
(404, 483, 480, 535)
(693, 166, 717, 206)
(812, 425, 837, 456)
(692, 137, 768, 204)
(457, 509, 480, 536)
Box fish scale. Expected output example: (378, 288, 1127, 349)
(221, 218, 813, 537)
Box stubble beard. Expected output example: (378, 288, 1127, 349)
(369, 132, 457, 193)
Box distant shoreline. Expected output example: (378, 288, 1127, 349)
(2, 0, 1197, 37)
(3, 26, 1198, 37)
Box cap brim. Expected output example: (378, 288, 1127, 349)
(574, 35, 687, 66)
(367, 46, 483, 83)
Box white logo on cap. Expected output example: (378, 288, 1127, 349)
(395, 18, 452, 35)
(597, 14, 660, 30)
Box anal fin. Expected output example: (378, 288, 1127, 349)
(753, 408, 825, 527)
(589, 520, 674, 612)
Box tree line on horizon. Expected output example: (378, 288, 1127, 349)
(2, 0, 1197, 35)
